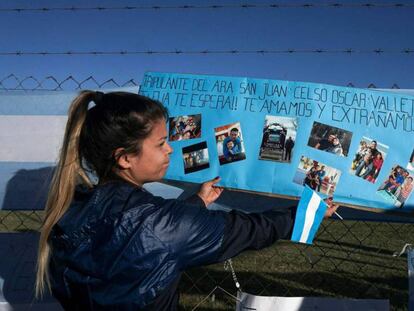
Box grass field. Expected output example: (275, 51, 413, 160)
(0, 212, 411, 310)
(179, 219, 412, 310)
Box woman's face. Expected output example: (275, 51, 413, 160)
(118, 119, 173, 186)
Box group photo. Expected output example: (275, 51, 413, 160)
(377, 165, 414, 208)
(293, 156, 341, 196)
(349, 137, 388, 184)
(169, 114, 202, 141)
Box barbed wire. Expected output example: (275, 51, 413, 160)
(1, 48, 413, 56)
(0, 75, 402, 91)
(0, 74, 138, 91)
(0, 3, 413, 13)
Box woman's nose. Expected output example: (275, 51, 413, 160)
(166, 142, 173, 154)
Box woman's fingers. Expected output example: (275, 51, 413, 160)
(209, 176, 221, 185)
(323, 197, 339, 218)
(198, 177, 223, 206)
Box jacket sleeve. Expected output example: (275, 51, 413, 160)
(216, 208, 296, 262)
(162, 194, 296, 270)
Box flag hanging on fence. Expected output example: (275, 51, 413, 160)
(291, 186, 327, 244)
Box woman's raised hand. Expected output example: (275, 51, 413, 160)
(197, 177, 224, 207)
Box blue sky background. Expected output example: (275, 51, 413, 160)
(1, 0, 413, 88)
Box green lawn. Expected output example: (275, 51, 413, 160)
(1, 212, 411, 310)
(179, 219, 412, 310)
(0, 210, 44, 232)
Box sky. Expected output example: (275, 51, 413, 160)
(1, 0, 414, 89)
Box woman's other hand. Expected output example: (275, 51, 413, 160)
(197, 177, 223, 207)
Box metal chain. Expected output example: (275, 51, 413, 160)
(224, 259, 242, 291)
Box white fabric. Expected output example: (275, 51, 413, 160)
(236, 292, 389, 311)
(0, 115, 67, 162)
(299, 191, 321, 243)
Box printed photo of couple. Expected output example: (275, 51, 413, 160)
(293, 156, 341, 196)
(349, 137, 388, 184)
(169, 114, 201, 141)
(259, 115, 297, 163)
(377, 165, 413, 208)
(215, 122, 246, 165)
(307, 122, 352, 157)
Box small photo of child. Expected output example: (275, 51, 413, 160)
(214, 122, 246, 165)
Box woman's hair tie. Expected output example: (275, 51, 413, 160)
(94, 91, 105, 105)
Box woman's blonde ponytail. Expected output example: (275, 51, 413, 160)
(35, 90, 95, 298)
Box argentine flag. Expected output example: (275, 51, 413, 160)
(0, 87, 139, 211)
(291, 186, 327, 244)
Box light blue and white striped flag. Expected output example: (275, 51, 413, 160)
(0, 87, 139, 211)
(291, 185, 327, 244)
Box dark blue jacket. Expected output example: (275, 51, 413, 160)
(49, 180, 295, 310)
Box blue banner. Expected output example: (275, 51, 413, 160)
(139, 72, 414, 211)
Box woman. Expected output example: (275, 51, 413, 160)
(303, 162, 320, 191)
(36, 91, 337, 310)
(365, 152, 384, 183)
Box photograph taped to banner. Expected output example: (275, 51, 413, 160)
(349, 137, 389, 184)
(293, 156, 341, 196)
(214, 122, 246, 165)
(259, 115, 297, 163)
(168, 113, 201, 142)
(377, 165, 414, 208)
(182, 142, 210, 174)
(307, 121, 352, 157)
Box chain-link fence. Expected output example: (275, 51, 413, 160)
(0, 76, 412, 310)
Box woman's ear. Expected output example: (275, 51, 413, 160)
(114, 148, 131, 170)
